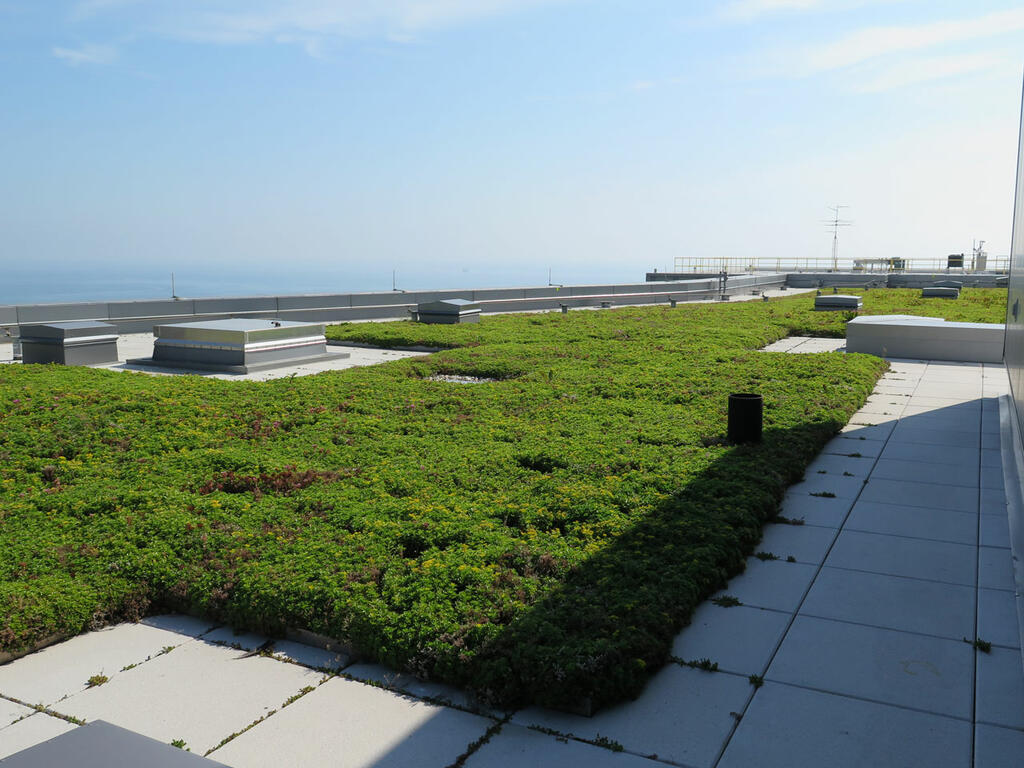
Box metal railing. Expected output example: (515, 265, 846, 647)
(672, 256, 1009, 274)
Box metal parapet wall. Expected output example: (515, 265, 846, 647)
(785, 272, 1007, 289)
(0, 275, 785, 335)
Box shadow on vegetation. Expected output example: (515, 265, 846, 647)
(464, 419, 842, 713)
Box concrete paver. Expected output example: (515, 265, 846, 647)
(0, 699, 34, 729)
(840, 422, 896, 441)
(777, 492, 853, 527)
(208, 676, 493, 768)
(974, 646, 1024, 730)
(511, 664, 752, 768)
(869, 456, 978, 488)
(756, 521, 837, 564)
(270, 640, 351, 671)
(0, 714, 77, 760)
(671, 604, 789, 675)
(800, 567, 975, 640)
(767, 616, 974, 719)
(787, 474, 868, 500)
(0, 620, 210, 707)
(974, 723, 1024, 768)
(858, 477, 978, 512)
(824, 529, 976, 586)
(844, 500, 977, 544)
(878, 441, 979, 465)
(978, 546, 1016, 591)
(710, 558, 818, 613)
(718, 682, 971, 768)
(850, 409, 900, 426)
(983, 430, 1002, 450)
(805, 452, 876, 477)
(982, 464, 1006, 490)
(463, 723, 658, 768)
(342, 663, 480, 712)
(821, 436, 885, 459)
(980, 513, 1011, 548)
(889, 424, 982, 448)
(977, 588, 1022, 649)
(981, 486, 1009, 513)
(56, 640, 322, 755)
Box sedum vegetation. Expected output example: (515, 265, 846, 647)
(0, 289, 1002, 710)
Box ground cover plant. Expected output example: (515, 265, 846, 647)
(0, 290, 1001, 710)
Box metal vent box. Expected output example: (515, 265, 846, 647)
(150, 318, 335, 373)
(415, 298, 481, 324)
(921, 287, 960, 299)
(814, 295, 863, 311)
(19, 321, 119, 366)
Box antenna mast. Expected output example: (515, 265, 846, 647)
(824, 205, 853, 272)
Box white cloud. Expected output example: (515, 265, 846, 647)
(853, 51, 1007, 93)
(720, 0, 909, 23)
(52, 43, 117, 66)
(721, 0, 823, 23)
(72, 0, 142, 18)
(71, 0, 573, 48)
(797, 8, 1024, 74)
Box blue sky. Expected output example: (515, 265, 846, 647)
(2, 1, 1024, 298)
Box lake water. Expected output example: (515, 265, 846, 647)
(1, 263, 647, 306)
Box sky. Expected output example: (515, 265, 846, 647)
(1, 0, 1023, 300)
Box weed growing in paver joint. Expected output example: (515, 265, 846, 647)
(85, 674, 108, 688)
(846, 453, 862, 458)
(711, 595, 742, 607)
(842, 471, 854, 477)
(754, 552, 780, 561)
(678, 657, 719, 672)
(450, 716, 511, 767)
(963, 637, 993, 653)
(205, 712, 275, 756)
(526, 724, 624, 753)
(775, 516, 805, 526)
(158, 645, 176, 656)
(592, 735, 625, 752)
(204, 684, 322, 757)
(281, 686, 316, 707)
(816, 470, 827, 474)
(810, 491, 836, 497)
(120, 663, 137, 672)
(170, 739, 188, 750)
(785, 556, 797, 563)
(338, 670, 463, 712)
(16, 701, 86, 726)
(748, 674, 764, 689)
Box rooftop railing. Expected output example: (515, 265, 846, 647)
(672, 256, 1009, 274)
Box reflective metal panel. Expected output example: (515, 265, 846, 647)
(1005, 76, 1024, 435)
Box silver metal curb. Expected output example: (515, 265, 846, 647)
(996, 394, 1024, 671)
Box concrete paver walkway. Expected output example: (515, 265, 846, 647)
(2, 358, 1022, 766)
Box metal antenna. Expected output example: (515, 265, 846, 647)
(823, 205, 852, 272)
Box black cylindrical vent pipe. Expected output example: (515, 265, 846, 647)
(728, 393, 763, 444)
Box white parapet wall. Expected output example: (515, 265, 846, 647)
(846, 314, 1005, 363)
